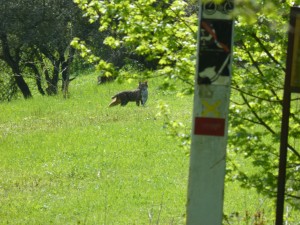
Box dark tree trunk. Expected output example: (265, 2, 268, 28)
(13, 71, 32, 99)
(25, 62, 45, 95)
(46, 60, 60, 96)
(0, 33, 32, 99)
(40, 48, 61, 96)
(61, 47, 75, 98)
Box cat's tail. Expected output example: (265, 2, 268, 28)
(109, 97, 121, 107)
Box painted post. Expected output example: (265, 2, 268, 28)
(186, 1, 234, 224)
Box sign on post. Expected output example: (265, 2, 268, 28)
(186, 1, 234, 224)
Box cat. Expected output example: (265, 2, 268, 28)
(97, 75, 115, 85)
(109, 81, 148, 107)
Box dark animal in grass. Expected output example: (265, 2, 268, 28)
(97, 75, 115, 85)
(109, 81, 148, 107)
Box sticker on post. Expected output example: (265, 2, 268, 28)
(194, 117, 225, 136)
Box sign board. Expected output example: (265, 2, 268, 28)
(187, 1, 234, 224)
(289, 8, 300, 93)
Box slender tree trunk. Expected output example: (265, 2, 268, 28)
(40, 48, 61, 96)
(25, 62, 45, 95)
(61, 47, 75, 98)
(46, 60, 60, 95)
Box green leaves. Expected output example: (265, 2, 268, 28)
(229, 0, 300, 208)
(156, 101, 191, 153)
(72, 0, 300, 210)
(73, 0, 197, 90)
(71, 38, 100, 63)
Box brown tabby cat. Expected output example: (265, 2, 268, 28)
(109, 81, 148, 107)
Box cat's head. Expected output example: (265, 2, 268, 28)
(138, 81, 148, 91)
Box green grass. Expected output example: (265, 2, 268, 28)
(1, 71, 299, 224)
(0, 73, 190, 224)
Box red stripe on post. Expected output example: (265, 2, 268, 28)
(194, 117, 225, 136)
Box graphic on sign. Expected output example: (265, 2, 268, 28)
(203, 0, 234, 19)
(194, 85, 230, 137)
(198, 20, 233, 85)
(194, 117, 225, 136)
(201, 99, 221, 117)
(197, 1, 233, 86)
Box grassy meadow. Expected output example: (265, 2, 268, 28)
(0, 72, 191, 224)
(0, 70, 298, 224)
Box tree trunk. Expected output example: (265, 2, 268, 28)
(40, 48, 60, 96)
(0, 33, 32, 99)
(13, 71, 32, 99)
(25, 62, 45, 95)
(61, 47, 75, 98)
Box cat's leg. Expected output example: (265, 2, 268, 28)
(141, 97, 147, 106)
(121, 100, 129, 106)
(141, 90, 148, 106)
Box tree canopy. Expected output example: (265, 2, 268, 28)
(71, 0, 198, 90)
(0, 0, 98, 99)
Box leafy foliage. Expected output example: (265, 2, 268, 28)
(0, 0, 98, 98)
(228, 0, 300, 208)
(72, 0, 197, 89)
(73, 0, 300, 210)
(156, 100, 191, 153)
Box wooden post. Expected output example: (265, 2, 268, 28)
(276, 6, 300, 225)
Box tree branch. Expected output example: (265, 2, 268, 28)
(231, 82, 283, 103)
(237, 83, 300, 159)
(240, 41, 283, 104)
(250, 32, 285, 72)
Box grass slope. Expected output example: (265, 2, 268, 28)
(0, 73, 191, 224)
(1, 71, 298, 224)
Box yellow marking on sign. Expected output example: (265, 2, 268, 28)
(201, 100, 222, 117)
